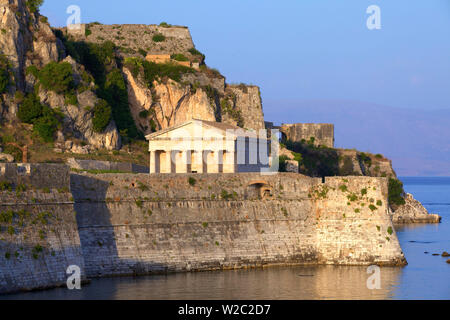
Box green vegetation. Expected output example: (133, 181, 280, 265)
(361, 188, 367, 196)
(220, 98, 244, 128)
(376, 200, 383, 206)
(26, 0, 44, 13)
(92, 99, 112, 133)
(159, 22, 172, 28)
(188, 177, 196, 186)
(171, 53, 189, 61)
(188, 47, 205, 61)
(56, 36, 141, 140)
(278, 155, 289, 172)
(388, 178, 406, 206)
(0, 54, 11, 94)
(37, 62, 76, 94)
(220, 189, 236, 200)
(137, 181, 149, 191)
(138, 48, 147, 57)
(202, 222, 208, 228)
(17, 94, 62, 142)
(142, 59, 194, 85)
(338, 185, 348, 192)
(284, 140, 339, 177)
(310, 185, 330, 200)
(358, 152, 372, 168)
(0, 181, 12, 191)
(152, 33, 166, 42)
(281, 207, 288, 217)
(369, 204, 377, 212)
(17, 94, 43, 123)
(387, 226, 393, 235)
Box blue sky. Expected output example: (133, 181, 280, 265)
(41, 0, 450, 111)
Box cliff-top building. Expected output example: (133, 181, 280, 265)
(145, 119, 271, 173)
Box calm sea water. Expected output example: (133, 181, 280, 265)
(2, 177, 449, 300)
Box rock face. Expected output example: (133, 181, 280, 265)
(153, 79, 216, 130)
(224, 85, 265, 131)
(36, 56, 121, 150)
(337, 149, 397, 178)
(0, 1, 120, 151)
(391, 193, 441, 224)
(124, 66, 266, 134)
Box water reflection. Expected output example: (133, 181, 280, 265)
(1, 265, 403, 300)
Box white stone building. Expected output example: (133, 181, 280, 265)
(145, 119, 271, 174)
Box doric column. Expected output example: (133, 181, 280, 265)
(223, 151, 236, 173)
(149, 151, 156, 174)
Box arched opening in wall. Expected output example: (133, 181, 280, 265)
(246, 181, 273, 200)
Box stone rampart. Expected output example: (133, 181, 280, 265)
(70, 173, 405, 278)
(0, 164, 86, 294)
(281, 123, 335, 148)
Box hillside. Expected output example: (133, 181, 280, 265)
(0, 0, 264, 164)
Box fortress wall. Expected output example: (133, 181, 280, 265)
(0, 166, 406, 293)
(0, 163, 70, 190)
(315, 177, 405, 265)
(0, 166, 86, 294)
(281, 123, 335, 148)
(71, 173, 405, 278)
(61, 24, 194, 57)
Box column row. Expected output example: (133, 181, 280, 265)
(149, 150, 236, 174)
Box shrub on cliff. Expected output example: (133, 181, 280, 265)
(38, 62, 75, 94)
(142, 60, 194, 85)
(388, 178, 406, 207)
(92, 99, 112, 133)
(26, 0, 44, 13)
(152, 33, 166, 42)
(0, 55, 11, 94)
(17, 94, 43, 123)
(17, 94, 61, 142)
(33, 108, 59, 143)
(171, 53, 189, 62)
(188, 47, 205, 61)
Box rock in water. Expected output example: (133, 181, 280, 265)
(391, 193, 441, 224)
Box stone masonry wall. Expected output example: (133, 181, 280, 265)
(0, 165, 86, 294)
(281, 123, 335, 148)
(60, 24, 195, 58)
(71, 173, 405, 278)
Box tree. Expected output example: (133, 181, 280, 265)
(38, 62, 75, 94)
(26, 0, 44, 13)
(17, 94, 43, 123)
(92, 99, 112, 133)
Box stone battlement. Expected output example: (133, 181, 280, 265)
(281, 123, 335, 148)
(59, 23, 195, 58)
(0, 163, 69, 189)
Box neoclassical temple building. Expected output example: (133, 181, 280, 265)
(145, 119, 271, 174)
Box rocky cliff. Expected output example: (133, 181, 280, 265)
(0, 0, 121, 152)
(0, 1, 265, 158)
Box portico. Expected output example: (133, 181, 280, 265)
(145, 119, 270, 174)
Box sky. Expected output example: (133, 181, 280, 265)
(40, 0, 450, 175)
